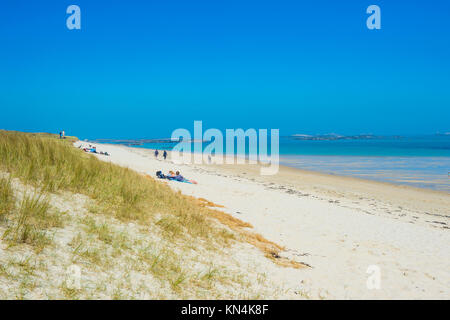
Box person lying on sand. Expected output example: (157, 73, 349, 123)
(156, 170, 197, 184)
(167, 170, 176, 178)
(81, 145, 110, 156)
(174, 171, 183, 181)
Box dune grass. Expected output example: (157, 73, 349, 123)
(0, 177, 15, 220)
(0, 130, 303, 269)
(1, 175, 57, 251)
(0, 130, 226, 242)
(0, 131, 220, 237)
(1, 190, 64, 252)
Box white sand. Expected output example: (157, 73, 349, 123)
(76, 141, 450, 299)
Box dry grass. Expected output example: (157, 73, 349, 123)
(185, 194, 305, 268)
(0, 177, 15, 220)
(0, 130, 305, 278)
(179, 194, 303, 268)
(0, 131, 226, 244)
(2, 192, 63, 252)
(196, 197, 225, 208)
(1, 173, 64, 252)
(202, 204, 305, 269)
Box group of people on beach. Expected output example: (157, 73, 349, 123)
(80, 144, 110, 156)
(154, 149, 168, 160)
(59, 130, 65, 139)
(154, 149, 197, 183)
(156, 170, 197, 184)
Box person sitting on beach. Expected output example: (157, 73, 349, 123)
(156, 170, 173, 180)
(155, 170, 197, 184)
(80, 145, 109, 156)
(82, 147, 96, 153)
(174, 171, 184, 182)
(173, 171, 197, 184)
(167, 171, 176, 179)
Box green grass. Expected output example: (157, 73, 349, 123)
(0, 129, 273, 298)
(0, 130, 225, 243)
(0, 129, 302, 286)
(1, 171, 63, 252)
(2, 192, 63, 251)
(0, 176, 15, 220)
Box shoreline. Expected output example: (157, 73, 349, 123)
(82, 141, 449, 223)
(77, 140, 450, 299)
(86, 141, 450, 196)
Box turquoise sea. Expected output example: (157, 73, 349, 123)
(276, 136, 450, 192)
(98, 135, 450, 192)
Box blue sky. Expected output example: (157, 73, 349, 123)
(1, 0, 449, 139)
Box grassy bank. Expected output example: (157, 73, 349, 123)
(0, 130, 301, 299)
(0, 131, 229, 240)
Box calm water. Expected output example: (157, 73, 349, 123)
(277, 136, 450, 192)
(101, 135, 450, 192)
(280, 155, 450, 192)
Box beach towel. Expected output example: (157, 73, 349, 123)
(156, 171, 197, 184)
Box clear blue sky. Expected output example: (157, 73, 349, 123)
(1, 0, 449, 139)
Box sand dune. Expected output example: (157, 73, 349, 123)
(76, 141, 450, 299)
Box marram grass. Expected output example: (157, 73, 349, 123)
(0, 176, 15, 220)
(0, 130, 228, 242)
(0, 130, 303, 268)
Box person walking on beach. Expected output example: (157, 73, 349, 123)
(163, 150, 167, 160)
(59, 131, 62, 139)
(154, 149, 159, 158)
(62, 130, 65, 139)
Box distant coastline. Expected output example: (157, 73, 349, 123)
(290, 133, 402, 141)
(85, 134, 450, 193)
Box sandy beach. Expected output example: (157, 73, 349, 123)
(74, 141, 450, 299)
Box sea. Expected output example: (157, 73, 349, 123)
(96, 135, 450, 192)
